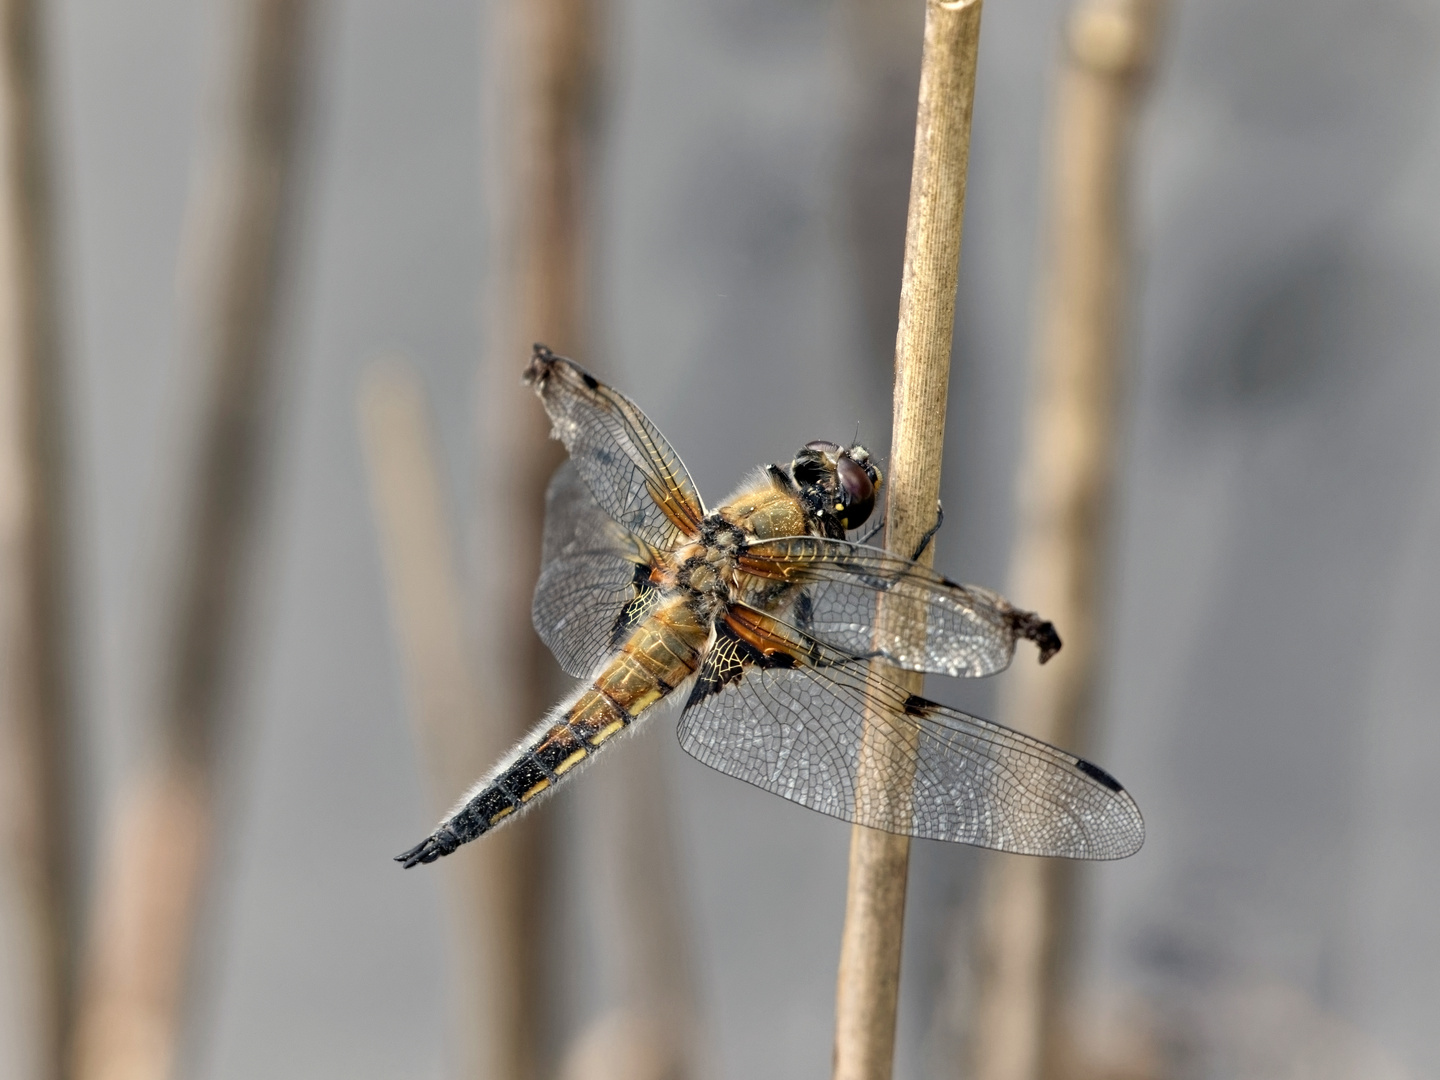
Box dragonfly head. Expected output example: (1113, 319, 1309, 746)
(792, 440, 884, 532)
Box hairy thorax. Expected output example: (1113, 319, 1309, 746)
(661, 474, 815, 628)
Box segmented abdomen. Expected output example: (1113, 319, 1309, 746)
(398, 595, 706, 865)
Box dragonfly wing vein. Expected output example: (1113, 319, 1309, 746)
(526, 347, 705, 550)
(738, 537, 1061, 676)
(533, 462, 660, 677)
(677, 604, 1143, 859)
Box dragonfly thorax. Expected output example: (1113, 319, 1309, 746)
(670, 515, 748, 623)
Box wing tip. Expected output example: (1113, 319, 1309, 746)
(1071, 757, 1146, 860)
(1097, 784, 1147, 861)
(1074, 756, 1123, 792)
(523, 342, 557, 388)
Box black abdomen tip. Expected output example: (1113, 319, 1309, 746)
(394, 825, 460, 869)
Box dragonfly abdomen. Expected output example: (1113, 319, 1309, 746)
(396, 596, 705, 867)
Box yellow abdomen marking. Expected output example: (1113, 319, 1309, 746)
(588, 718, 625, 746)
(553, 748, 588, 775)
(621, 685, 664, 716)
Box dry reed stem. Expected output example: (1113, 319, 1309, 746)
(834, 3, 983, 1078)
(69, 771, 209, 1080)
(467, 0, 597, 1074)
(72, 4, 311, 1079)
(838, 0, 924, 395)
(360, 364, 518, 1080)
(559, 721, 703, 1080)
(0, 3, 73, 1078)
(967, 4, 1163, 1080)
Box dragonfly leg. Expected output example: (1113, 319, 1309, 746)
(854, 516, 885, 545)
(910, 501, 944, 561)
(851, 499, 943, 558)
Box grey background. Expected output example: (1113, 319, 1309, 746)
(1, 0, 1437, 1077)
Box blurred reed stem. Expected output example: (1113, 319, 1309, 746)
(468, 0, 597, 1074)
(0, 2, 75, 1079)
(556, 713, 703, 1080)
(838, 0, 923, 412)
(359, 363, 500, 1080)
(493, 0, 707, 1072)
(71, 4, 311, 1080)
(967, 4, 1163, 1080)
(833, 3, 983, 1078)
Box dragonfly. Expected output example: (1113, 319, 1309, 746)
(396, 346, 1144, 867)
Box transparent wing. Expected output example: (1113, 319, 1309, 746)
(737, 536, 1060, 678)
(525, 346, 705, 551)
(533, 462, 663, 678)
(676, 604, 1143, 859)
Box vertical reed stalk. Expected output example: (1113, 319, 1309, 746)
(838, 0, 924, 406)
(489, 0, 705, 1068)
(71, 4, 311, 1080)
(557, 723, 702, 1080)
(833, 4, 983, 1078)
(968, 4, 1162, 1080)
(360, 364, 498, 1080)
(0, 2, 73, 1079)
(471, 0, 595, 1075)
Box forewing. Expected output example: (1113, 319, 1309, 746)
(526, 347, 705, 550)
(533, 462, 663, 677)
(676, 604, 1143, 859)
(737, 537, 1060, 678)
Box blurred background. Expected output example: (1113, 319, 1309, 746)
(0, 0, 1438, 1079)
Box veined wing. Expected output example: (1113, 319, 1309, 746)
(737, 536, 1061, 678)
(525, 345, 705, 551)
(533, 462, 665, 678)
(676, 604, 1143, 859)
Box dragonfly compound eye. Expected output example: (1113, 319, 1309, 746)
(836, 453, 876, 528)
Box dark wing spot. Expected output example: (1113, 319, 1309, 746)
(685, 624, 763, 706)
(1074, 757, 1124, 793)
(792, 590, 815, 632)
(609, 568, 662, 648)
(581, 371, 599, 390)
(902, 694, 937, 719)
(686, 615, 810, 708)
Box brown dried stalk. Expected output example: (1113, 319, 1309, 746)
(360, 363, 516, 1080)
(555, 717, 703, 1080)
(467, 0, 597, 1074)
(833, 3, 984, 1079)
(0, 2, 74, 1079)
(71, 4, 312, 1080)
(967, 4, 1164, 1080)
